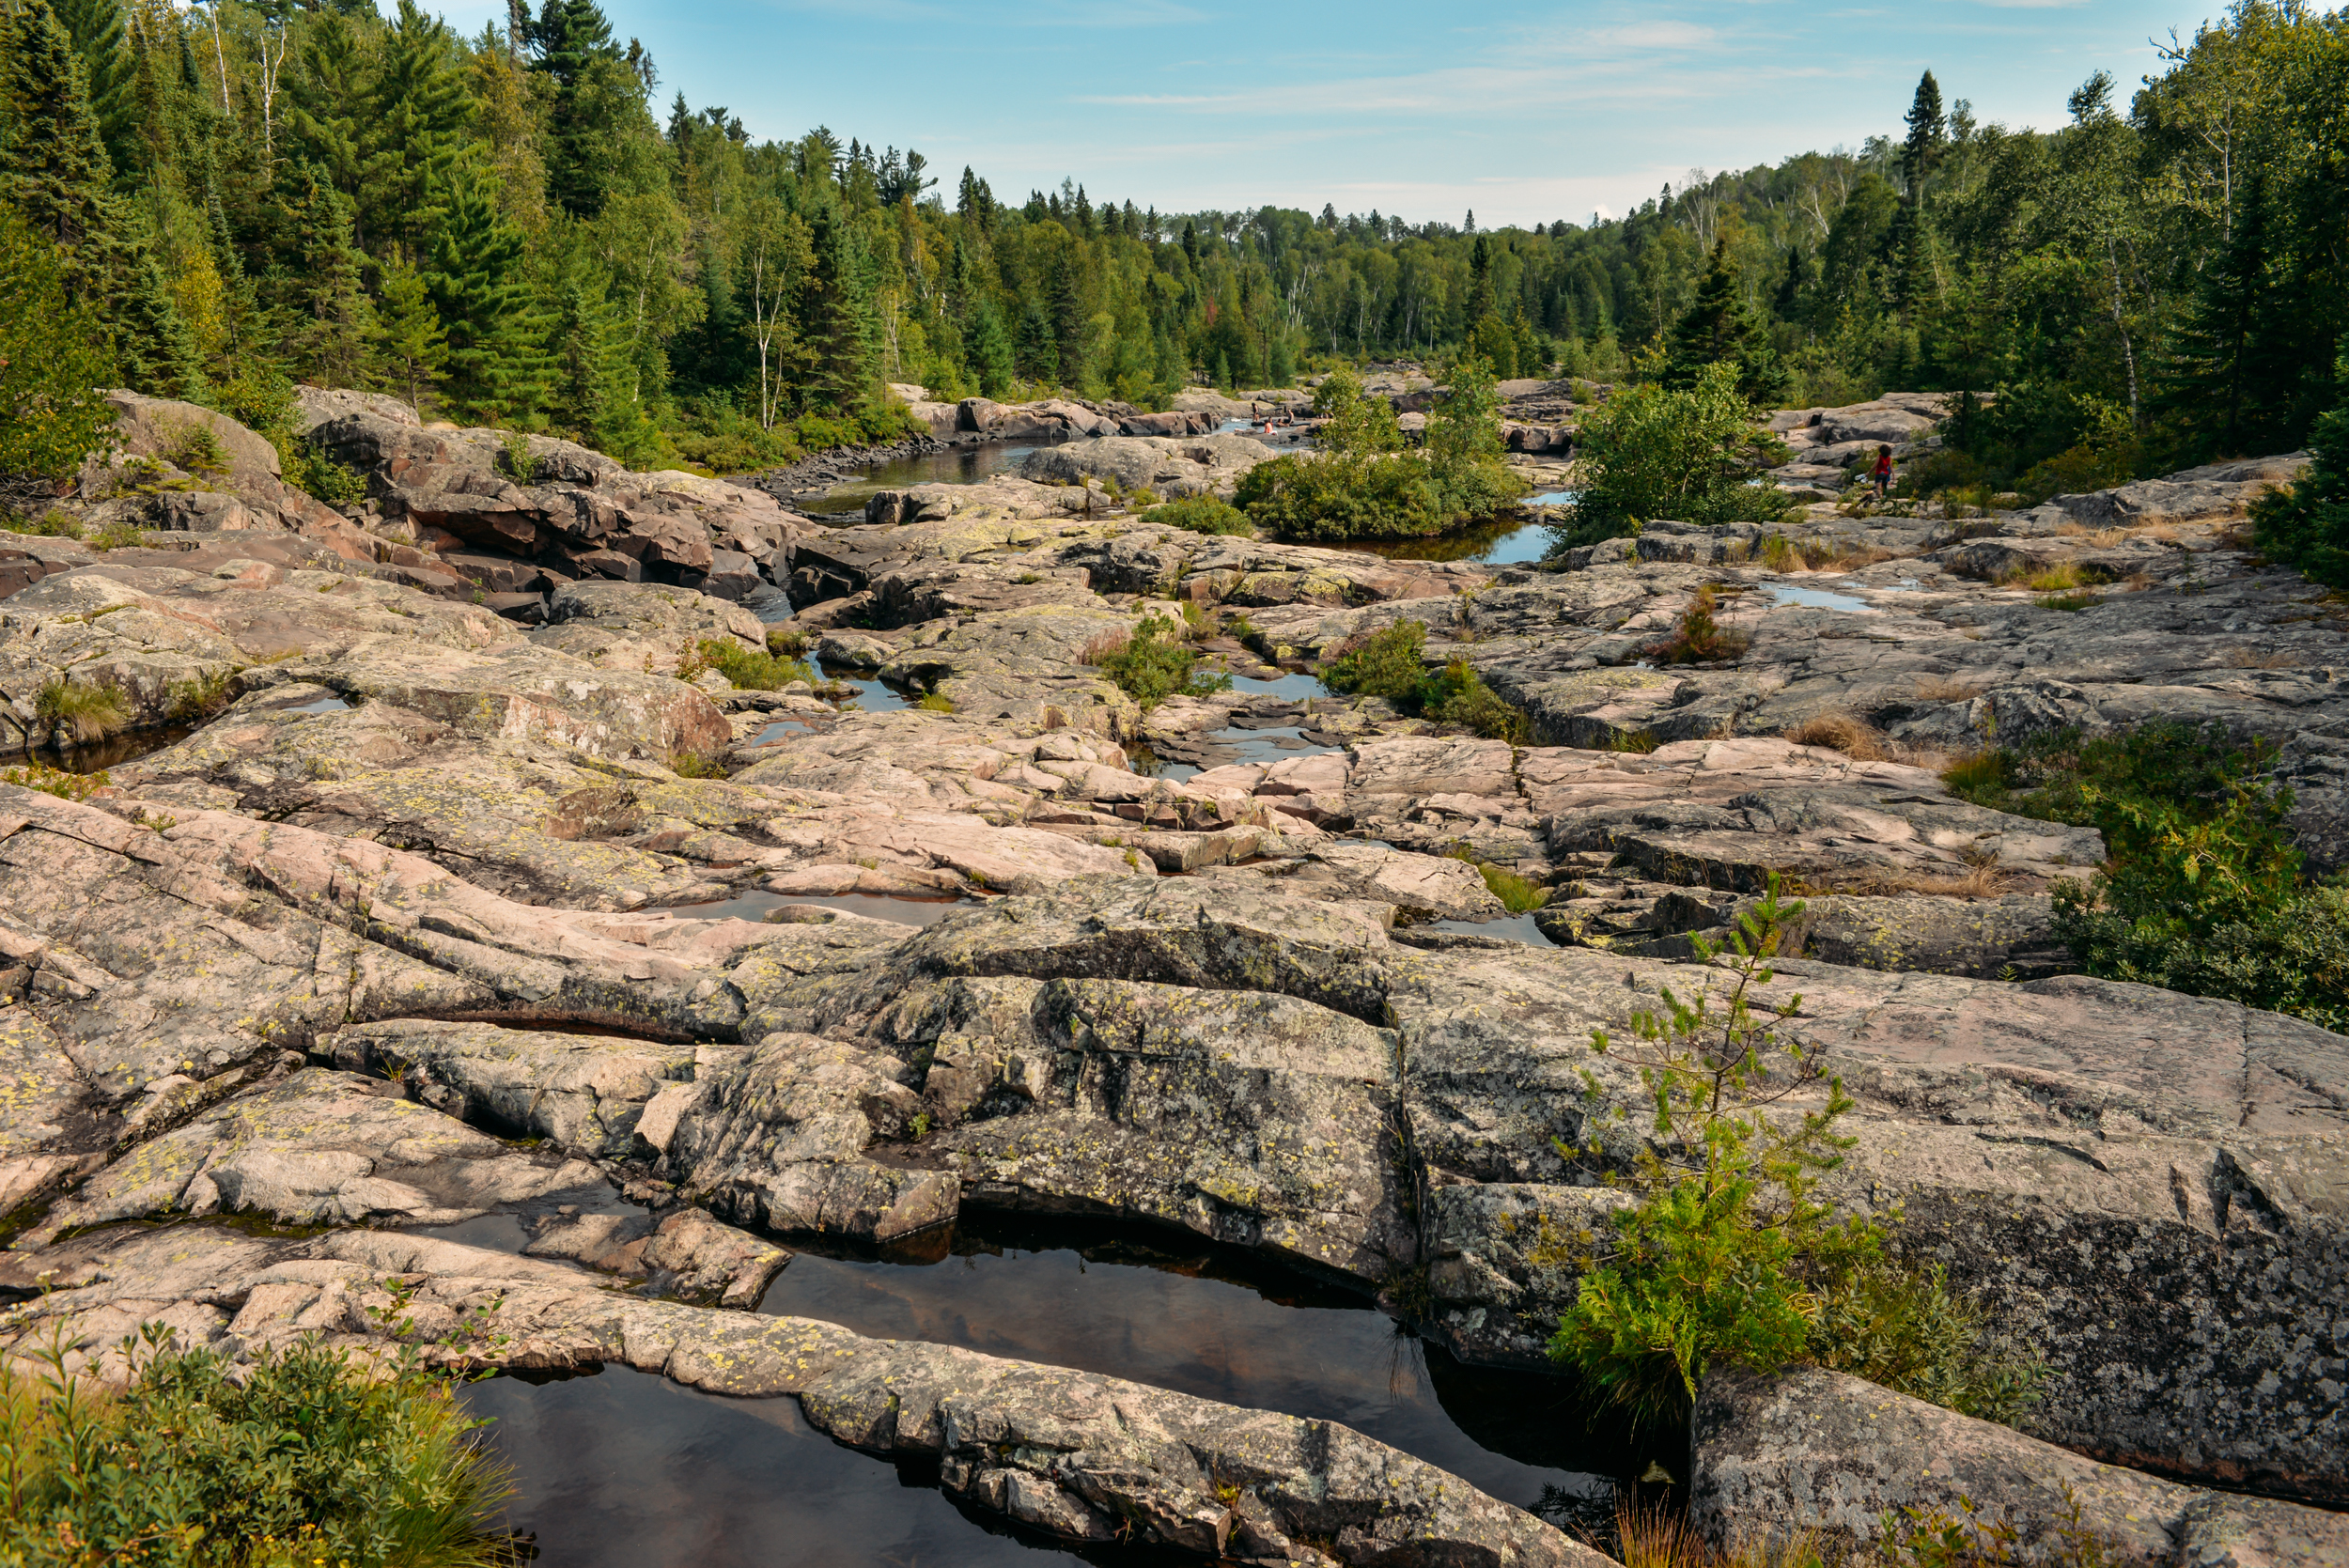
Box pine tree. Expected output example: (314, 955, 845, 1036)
(2252, 382, 2349, 585)
(1466, 234, 1495, 323)
(288, 10, 382, 242)
(369, 244, 445, 415)
(424, 163, 544, 423)
(2, 1, 117, 260)
(1049, 248, 1085, 387)
(1891, 70, 1945, 312)
(366, 0, 470, 251)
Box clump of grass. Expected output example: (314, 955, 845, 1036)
(1444, 845, 1549, 912)
(764, 626, 810, 658)
(1782, 712, 1889, 760)
(35, 676, 130, 743)
(1644, 584, 1750, 665)
(1608, 729, 1660, 753)
(1608, 1495, 1828, 1568)
(2035, 590, 2103, 613)
(1913, 675, 1985, 704)
(1081, 614, 1231, 709)
(165, 667, 235, 722)
(915, 691, 956, 712)
(1141, 494, 1254, 536)
(1, 761, 109, 800)
(669, 751, 728, 778)
(683, 637, 813, 691)
(87, 520, 151, 551)
(0, 1327, 514, 1568)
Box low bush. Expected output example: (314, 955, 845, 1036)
(1946, 721, 2349, 1028)
(764, 626, 810, 658)
(87, 520, 150, 551)
(10, 511, 86, 540)
(1318, 621, 1532, 741)
(1644, 584, 1750, 665)
(1550, 361, 1790, 551)
(1082, 614, 1230, 708)
(35, 677, 130, 743)
(0, 1328, 513, 1567)
(1140, 494, 1253, 536)
(1236, 450, 1444, 541)
(685, 637, 812, 691)
(1548, 880, 2040, 1430)
(669, 751, 728, 778)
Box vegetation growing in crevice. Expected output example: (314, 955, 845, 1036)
(1643, 585, 1751, 665)
(1443, 844, 1549, 912)
(1548, 879, 2041, 1430)
(1318, 620, 1532, 741)
(34, 676, 130, 743)
(1948, 720, 2349, 1030)
(1, 761, 109, 801)
(0, 1328, 514, 1567)
(1081, 614, 1230, 708)
(678, 637, 812, 690)
(1140, 494, 1253, 536)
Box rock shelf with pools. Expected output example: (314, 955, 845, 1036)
(3, 387, 2346, 1565)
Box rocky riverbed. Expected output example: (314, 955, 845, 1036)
(0, 385, 2343, 1565)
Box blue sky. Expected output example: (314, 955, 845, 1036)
(441, 0, 2222, 228)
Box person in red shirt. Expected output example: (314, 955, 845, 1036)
(1872, 444, 1893, 502)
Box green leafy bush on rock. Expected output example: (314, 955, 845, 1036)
(1318, 620, 1531, 742)
(1082, 615, 1230, 709)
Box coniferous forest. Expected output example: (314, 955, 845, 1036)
(1, 0, 2344, 489)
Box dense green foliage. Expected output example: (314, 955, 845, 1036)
(682, 636, 812, 690)
(1139, 493, 1252, 536)
(1554, 363, 1789, 545)
(1234, 363, 1517, 541)
(1082, 614, 1229, 709)
(0, 1329, 510, 1566)
(1317, 620, 1530, 741)
(2251, 396, 2349, 585)
(1947, 721, 2349, 1030)
(1, 0, 2342, 484)
(1548, 883, 2040, 1429)
(0, 207, 116, 480)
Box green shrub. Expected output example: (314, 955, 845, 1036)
(1, 762, 109, 801)
(1947, 721, 2349, 1028)
(0, 1328, 512, 1567)
(87, 520, 151, 551)
(1236, 450, 1444, 541)
(1082, 614, 1230, 708)
(1425, 355, 1522, 521)
(764, 626, 810, 658)
(1551, 362, 1789, 550)
(35, 677, 130, 743)
(689, 637, 812, 691)
(1318, 622, 1532, 741)
(2251, 401, 2349, 585)
(9, 511, 85, 539)
(0, 205, 116, 480)
(670, 751, 728, 778)
(1444, 845, 1549, 912)
(161, 420, 229, 477)
(1548, 880, 2038, 1430)
(1644, 584, 1750, 664)
(1140, 494, 1253, 536)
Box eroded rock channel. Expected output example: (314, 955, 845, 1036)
(0, 386, 2344, 1565)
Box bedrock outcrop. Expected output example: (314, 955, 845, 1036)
(2, 403, 2345, 1538)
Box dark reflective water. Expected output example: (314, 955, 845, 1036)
(8, 721, 198, 775)
(799, 443, 1054, 517)
(758, 1218, 1627, 1517)
(463, 1365, 1151, 1568)
(818, 660, 916, 713)
(667, 887, 970, 929)
(1333, 515, 1559, 565)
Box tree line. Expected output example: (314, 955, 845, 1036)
(1, 0, 2343, 487)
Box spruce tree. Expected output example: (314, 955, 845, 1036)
(2155, 169, 2276, 459)
(2252, 385, 2349, 586)
(424, 164, 544, 423)
(280, 164, 374, 389)
(51, 0, 136, 179)
(288, 10, 382, 241)
(967, 299, 1015, 397)
(1891, 70, 1945, 312)
(801, 198, 879, 411)
(2, 2, 116, 259)
(528, 0, 621, 218)
(1664, 237, 1787, 406)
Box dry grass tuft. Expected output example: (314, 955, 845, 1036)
(1782, 711, 1890, 760)
(1078, 629, 1132, 665)
(2222, 647, 2303, 670)
(1602, 1496, 1826, 1568)
(1796, 862, 2015, 899)
(1913, 675, 1986, 704)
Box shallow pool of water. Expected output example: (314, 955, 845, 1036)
(1334, 516, 1557, 565)
(1226, 671, 1328, 702)
(463, 1365, 1119, 1568)
(748, 716, 818, 746)
(757, 1218, 1628, 1515)
(1767, 582, 1874, 613)
(667, 887, 970, 928)
(818, 660, 915, 712)
(9, 722, 200, 776)
(1430, 912, 1558, 946)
